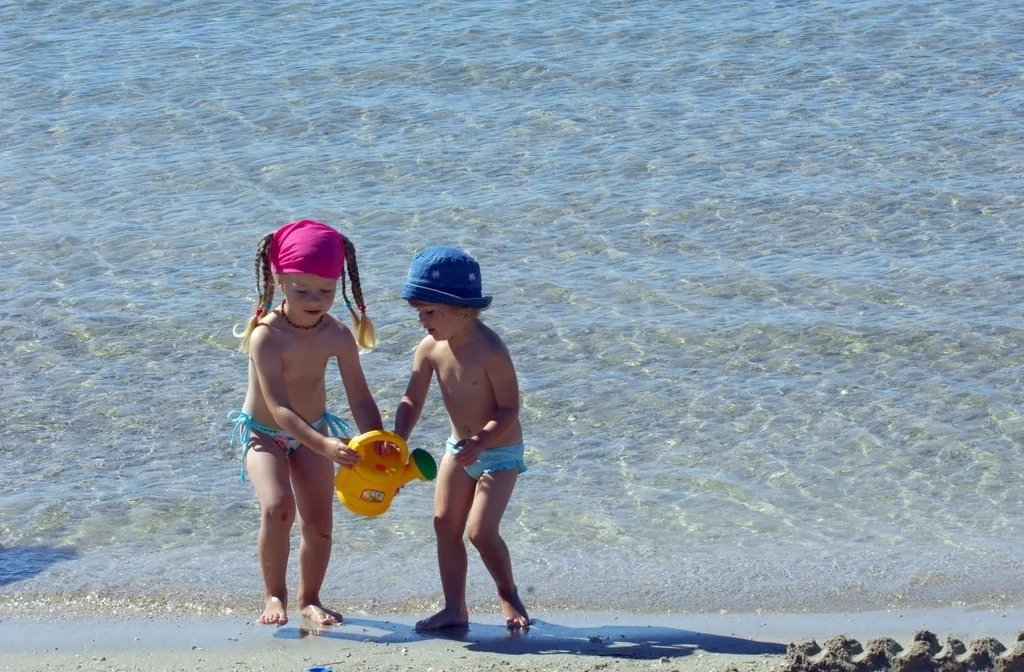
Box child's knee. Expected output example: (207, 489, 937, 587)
(467, 524, 499, 550)
(433, 514, 465, 541)
(262, 499, 296, 527)
(299, 512, 332, 539)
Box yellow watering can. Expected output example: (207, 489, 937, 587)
(334, 430, 437, 517)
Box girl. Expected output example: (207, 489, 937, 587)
(229, 219, 382, 627)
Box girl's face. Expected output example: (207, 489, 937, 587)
(410, 301, 471, 341)
(278, 273, 337, 327)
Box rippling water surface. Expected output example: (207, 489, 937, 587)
(1, 0, 1022, 617)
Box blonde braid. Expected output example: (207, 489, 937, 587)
(233, 233, 275, 352)
(340, 234, 376, 351)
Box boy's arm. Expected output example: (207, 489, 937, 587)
(471, 341, 520, 451)
(394, 338, 434, 441)
(334, 324, 384, 435)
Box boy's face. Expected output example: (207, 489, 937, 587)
(410, 301, 470, 341)
(278, 273, 338, 326)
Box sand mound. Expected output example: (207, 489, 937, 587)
(781, 629, 1024, 672)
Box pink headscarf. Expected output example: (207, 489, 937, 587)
(270, 220, 346, 279)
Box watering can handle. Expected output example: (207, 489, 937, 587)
(347, 430, 408, 462)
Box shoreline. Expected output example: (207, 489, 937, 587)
(2, 608, 1021, 672)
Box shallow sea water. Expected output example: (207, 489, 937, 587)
(1, 1, 1022, 618)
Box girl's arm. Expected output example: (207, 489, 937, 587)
(250, 327, 346, 457)
(334, 325, 384, 435)
(394, 338, 434, 441)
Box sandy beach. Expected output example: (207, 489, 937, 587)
(4, 4, 1024, 672)
(2, 608, 1022, 672)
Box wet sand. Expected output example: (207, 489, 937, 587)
(1, 608, 1022, 672)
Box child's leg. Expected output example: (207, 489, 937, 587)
(289, 445, 341, 625)
(245, 435, 295, 625)
(415, 452, 477, 632)
(467, 469, 529, 628)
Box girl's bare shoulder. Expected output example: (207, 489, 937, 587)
(248, 315, 283, 349)
(322, 314, 357, 348)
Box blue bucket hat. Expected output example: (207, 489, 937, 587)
(401, 246, 492, 309)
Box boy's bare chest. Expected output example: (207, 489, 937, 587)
(434, 357, 487, 393)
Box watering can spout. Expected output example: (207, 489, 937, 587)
(403, 447, 439, 486)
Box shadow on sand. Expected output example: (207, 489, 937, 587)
(274, 615, 787, 661)
(0, 545, 79, 587)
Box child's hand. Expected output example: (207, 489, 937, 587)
(452, 438, 482, 466)
(325, 437, 360, 467)
(374, 441, 401, 458)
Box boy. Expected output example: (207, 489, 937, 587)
(394, 246, 530, 631)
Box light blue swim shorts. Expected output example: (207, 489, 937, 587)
(445, 437, 528, 481)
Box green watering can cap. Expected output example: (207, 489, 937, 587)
(411, 448, 438, 481)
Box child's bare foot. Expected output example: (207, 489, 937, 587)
(501, 592, 530, 629)
(260, 596, 288, 625)
(300, 601, 342, 626)
(415, 606, 469, 632)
